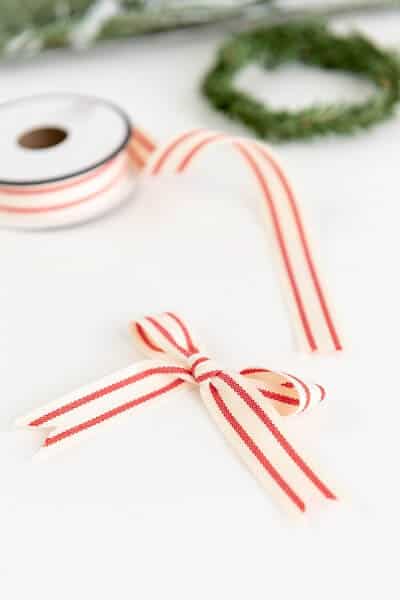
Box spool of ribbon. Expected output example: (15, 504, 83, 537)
(0, 94, 154, 229)
(14, 102, 343, 513)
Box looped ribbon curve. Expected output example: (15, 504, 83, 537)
(144, 130, 342, 354)
(17, 312, 336, 514)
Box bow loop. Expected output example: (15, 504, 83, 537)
(132, 314, 222, 384)
(132, 312, 199, 362)
(239, 368, 325, 417)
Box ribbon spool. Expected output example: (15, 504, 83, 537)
(0, 93, 153, 229)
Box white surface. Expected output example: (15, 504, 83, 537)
(0, 11, 399, 600)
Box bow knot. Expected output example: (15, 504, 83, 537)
(187, 354, 221, 384)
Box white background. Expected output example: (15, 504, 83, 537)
(0, 6, 399, 599)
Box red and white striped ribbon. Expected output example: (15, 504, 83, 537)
(144, 130, 342, 354)
(17, 312, 335, 514)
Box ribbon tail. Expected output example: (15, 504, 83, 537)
(16, 359, 189, 457)
(200, 373, 337, 514)
(128, 128, 156, 171)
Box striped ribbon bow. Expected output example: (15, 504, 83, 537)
(17, 312, 336, 514)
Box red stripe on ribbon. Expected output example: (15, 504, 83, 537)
(240, 368, 271, 375)
(0, 157, 120, 196)
(0, 158, 129, 214)
(166, 312, 198, 354)
(127, 146, 146, 169)
(176, 134, 224, 172)
(259, 389, 299, 407)
(135, 324, 164, 352)
(151, 130, 202, 174)
(284, 373, 311, 412)
(254, 144, 342, 351)
(316, 384, 326, 401)
(191, 357, 209, 371)
(145, 316, 192, 357)
(234, 143, 318, 352)
(133, 128, 156, 152)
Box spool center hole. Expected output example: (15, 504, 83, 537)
(18, 126, 68, 150)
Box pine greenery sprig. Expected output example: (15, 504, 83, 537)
(202, 22, 400, 141)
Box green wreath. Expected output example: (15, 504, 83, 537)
(202, 22, 400, 141)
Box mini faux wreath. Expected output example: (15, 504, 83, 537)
(202, 22, 400, 141)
